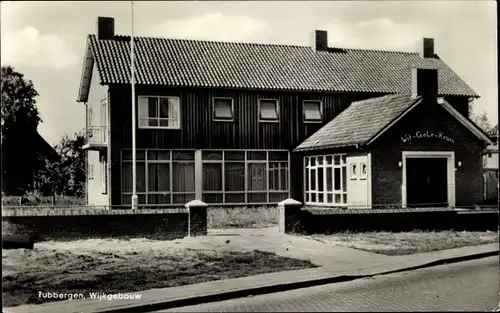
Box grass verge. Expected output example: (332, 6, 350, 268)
(310, 230, 498, 256)
(3, 238, 315, 307)
(208, 206, 278, 229)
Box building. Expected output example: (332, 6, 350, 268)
(77, 16, 491, 208)
(483, 124, 498, 204)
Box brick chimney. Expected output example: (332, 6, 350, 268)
(420, 38, 435, 58)
(411, 68, 439, 100)
(310, 30, 328, 52)
(97, 17, 115, 40)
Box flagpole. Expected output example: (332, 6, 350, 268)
(131, 0, 138, 210)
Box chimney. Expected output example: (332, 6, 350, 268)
(411, 68, 439, 100)
(97, 17, 115, 40)
(310, 30, 328, 52)
(420, 38, 434, 58)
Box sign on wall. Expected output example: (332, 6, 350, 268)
(400, 130, 455, 144)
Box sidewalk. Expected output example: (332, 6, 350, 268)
(6, 241, 497, 313)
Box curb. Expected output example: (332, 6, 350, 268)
(97, 250, 498, 313)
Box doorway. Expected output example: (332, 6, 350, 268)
(402, 151, 455, 208)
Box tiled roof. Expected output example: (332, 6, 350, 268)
(295, 94, 420, 151)
(87, 34, 478, 97)
(488, 124, 498, 138)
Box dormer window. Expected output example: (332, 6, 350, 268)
(138, 96, 180, 129)
(213, 98, 234, 121)
(303, 100, 323, 123)
(259, 99, 279, 122)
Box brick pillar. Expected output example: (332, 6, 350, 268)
(278, 198, 303, 234)
(185, 200, 208, 237)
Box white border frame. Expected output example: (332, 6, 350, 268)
(258, 98, 280, 123)
(137, 95, 182, 130)
(401, 151, 455, 208)
(213, 97, 235, 122)
(302, 100, 324, 124)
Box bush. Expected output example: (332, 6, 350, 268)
(208, 206, 278, 229)
(2, 191, 85, 207)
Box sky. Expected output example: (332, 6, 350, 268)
(1, 1, 497, 146)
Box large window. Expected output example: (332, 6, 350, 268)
(138, 96, 180, 129)
(304, 154, 347, 206)
(121, 150, 195, 206)
(202, 150, 289, 204)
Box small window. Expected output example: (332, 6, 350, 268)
(88, 163, 94, 180)
(360, 162, 367, 180)
(259, 99, 279, 121)
(213, 98, 234, 121)
(350, 163, 357, 180)
(138, 96, 181, 129)
(303, 100, 322, 122)
(101, 155, 107, 194)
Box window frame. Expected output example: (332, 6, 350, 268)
(213, 97, 235, 122)
(258, 99, 280, 123)
(303, 100, 323, 123)
(350, 163, 358, 180)
(304, 154, 348, 206)
(138, 95, 181, 130)
(360, 162, 367, 180)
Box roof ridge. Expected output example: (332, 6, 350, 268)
(88, 33, 420, 55)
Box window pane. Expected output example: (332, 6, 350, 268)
(122, 195, 131, 205)
(214, 98, 233, 120)
(334, 155, 341, 165)
(122, 150, 132, 161)
(260, 100, 278, 120)
(269, 192, 288, 203)
(318, 193, 324, 203)
(203, 193, 223, 204)
(326, 167, 333, 191)
(341, 155, 346, 164)
(311, 157, 316, 166)
(248, 192, 267, 203)
(248, 163, 266, 191)
(148, 97, 158, 118)
(269, 151, 288, 161)
(305, 168, 310, 191)
(122, 162, 132, 192)
(335, 194, 341, 204)
(225, 162, 245, 191)
(138, 97, 149, 118)
(137, 150, 146, 160)
(224, 151, 245, 161)
(225, 193, 245, 203)
(247, 151, 267, 160)
(158, 151, 170, 160)
(148, 163, 170, 192)
(327, 193, 333, 203)
(139, 118, 149, 127)
(147, 194, 171, 205)
(303, 101, 322, 121)
(173, 193, 195, 204)
(317, 167, 324, 192)
(334, 168, 341, 191)
(317, 156, 323, 165)
(311, 169, 316, 190)
(172, 162, 195, 192)
(326, 156, 332, 164)
(203, 163, 222, 191)
(311, 193, 316, 202)
(343, 194, 347, 204)
(147, 151, 158, 160)
(159, 98, 169, 118)
(172, 151, 195, 160)
(305, 157, 310, 167)
(280, 164, 288, 190)
(202, 151, 222, 160)
(342, 166, 347, 192)
(148, 119, 158, 127)
(305, 193, 310, 202)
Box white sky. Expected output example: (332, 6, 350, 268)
(1, 1, 497, 145)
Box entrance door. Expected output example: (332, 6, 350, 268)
(406, 158, 448, 207)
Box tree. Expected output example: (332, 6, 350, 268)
(470, 110, 492, 133)
(1, 65, 42, 195)
(35, 131, 86, 197)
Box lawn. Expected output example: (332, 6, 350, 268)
(2, 237, 316, 307)
(208, 206, 278, 229)
(310, 230, 498, 256)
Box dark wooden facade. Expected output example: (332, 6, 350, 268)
(107, 84, 471, 205)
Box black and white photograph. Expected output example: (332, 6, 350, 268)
(1, 1, 498, 312)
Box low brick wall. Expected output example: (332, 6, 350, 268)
(1, 207, 207, 241)
(281, 206, 498, 234)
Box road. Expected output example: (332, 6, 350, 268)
(158, 256, 499, 312)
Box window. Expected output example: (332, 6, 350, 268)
(360, 162, 367, 180)
(202, 150, 289, 204)
(259, 99, 279, 122)
(100, 98, 107, 127)
(121, 150, 195, 206)
(303, 100, 323, 122)
(350, 163, 357, 180)
(213, 98, 234, 121)
(101, 155, 107, 194)
(88, 163, 94, 180)
(305, 154, 347, 205)
(138, 96, 180, 129)
(88, 107, 93, 126)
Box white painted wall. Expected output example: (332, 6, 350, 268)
(483, 150, 498, 170)
(346, 153, 370, 209)
(86, 62, 109, 207)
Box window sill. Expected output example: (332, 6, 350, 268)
(259, 119, 280, 123)
(303, 120, 323, 124)
(139, 126, 181, 130)
(213, 119, 234, 122)
(304, 202, 347, 207)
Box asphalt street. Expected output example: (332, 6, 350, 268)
(159, 256, 499, 312)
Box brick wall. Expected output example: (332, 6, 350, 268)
(2, 207, 207, 241)
(371, 101, 486, 207)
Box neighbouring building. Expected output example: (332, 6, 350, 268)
(77, 16, 492, 208)
(483, 124, 498, 204)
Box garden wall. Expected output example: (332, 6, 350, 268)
(280, 201, 498, 234)
(2, 204, 207, 241)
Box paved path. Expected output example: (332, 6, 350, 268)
(159, 256, 500, 312)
